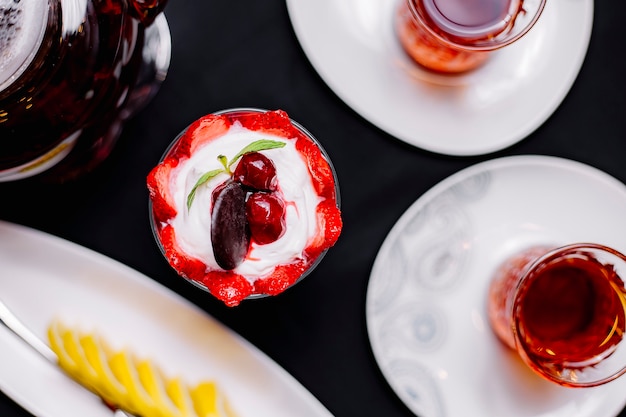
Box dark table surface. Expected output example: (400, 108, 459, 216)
(1, 0, 625, 416)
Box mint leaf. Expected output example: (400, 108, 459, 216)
(186, 168, 224, 209)
(217, 155, 228, 171)
(228, 139, 285, 168)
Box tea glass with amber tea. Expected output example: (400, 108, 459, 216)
(395, 0, 546, 73)
(488, 244, 626, 387)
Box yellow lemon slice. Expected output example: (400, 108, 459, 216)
(166, 378, 196, 417)
(46, 320, 239, 417)
(61, 326, 99, 388)
(109, 350, 159, 416)
(136, 359, 182, 417)
(48, 320, 94, 387)
(191, 382, 239, 417)
(48, 320, 77, 373)
(190, 382, 218, 417)
(80, 333, 128, 405)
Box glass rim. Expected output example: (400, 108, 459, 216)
(149, 107, 341, 301)
(406, 0, 547, 51)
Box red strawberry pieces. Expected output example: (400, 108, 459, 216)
(254, 260, 307, 296)
(295, 136, 336, 201)
(304, 199, 343, 262)
(167, 114, 231, 161)
(157, 224, 206, 282)
(200, 271, 254, 308)
(147, 157, 178, 223)
(231, 109, 300, 139)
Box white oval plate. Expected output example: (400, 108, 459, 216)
(0, 221, 333, 417)
(286, 0, 593, 156)
(366, 156, 626, 417)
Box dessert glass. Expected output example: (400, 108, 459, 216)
(148, 108, 341, 306)
(488, 243, 626, 387)
(395, 0, 546, 73)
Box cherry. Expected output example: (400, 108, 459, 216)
(233, 152, 278, 191)
(246, 192, 286, 245)
(211, 181, 250, 270)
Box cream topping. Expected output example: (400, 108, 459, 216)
(169, 122, 322, 282)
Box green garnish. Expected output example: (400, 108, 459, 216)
(186, 168, 224, 210)
(186, 139, 286, 210)
(228, 140, 286, 167)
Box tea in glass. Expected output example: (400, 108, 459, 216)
(395, 0, 546, 73)
(488, 244, 626, 387)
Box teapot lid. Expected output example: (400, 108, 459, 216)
(0, 0, 48, 91)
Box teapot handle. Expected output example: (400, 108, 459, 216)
(128, 0, 168, 26)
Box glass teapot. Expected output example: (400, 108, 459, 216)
(0, 0, 170, 182)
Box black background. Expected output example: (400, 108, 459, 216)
(1, 0, 625, 416)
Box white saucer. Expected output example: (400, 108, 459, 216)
(286, 0, 593, 156)
(365, 156, 626, 417)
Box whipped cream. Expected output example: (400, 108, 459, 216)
(168, 122, 322, 282)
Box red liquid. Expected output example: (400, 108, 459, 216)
(395, 0, 524, 73)
(0, 0, 167, 182)
(422, 0, 516, 40)
(516, 255, 626, 369)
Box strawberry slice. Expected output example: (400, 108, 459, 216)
(304, 199, 343, 262)
(233, 109, 300, 139)
(201, 271, 253, 307)
(147, 157, 178, 223)
(157, 224, 206, 282)
(295, 136, 336, 201)
(169, 114, 231, 161)
(254, 260, 307, 296)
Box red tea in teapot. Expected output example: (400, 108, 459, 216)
(0, 0, 168, 182)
